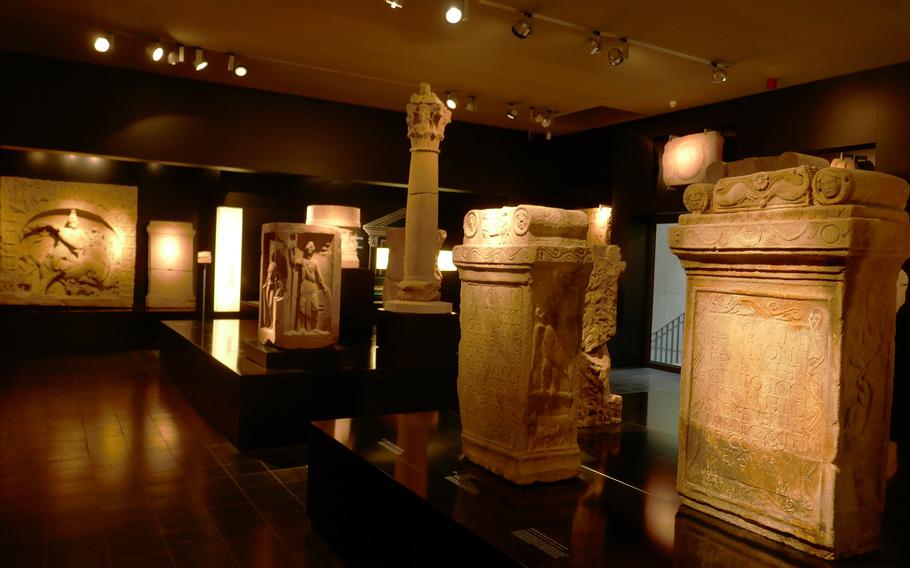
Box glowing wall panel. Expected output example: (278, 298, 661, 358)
(213, 206, 242, 312)
(662, 131, 724, 187)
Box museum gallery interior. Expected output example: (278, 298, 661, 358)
(1, 1, 910, 567)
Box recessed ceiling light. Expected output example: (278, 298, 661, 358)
(506, 104, 518, 120)
(93, 33, 113, 53)
(386, 0, 403, 8)
(194, 48, 208, 71)
(585, 31, 602, 55)
(150, 42, 164, 62)
(608, 38, 628, 66)
(512, 12, 533, 39)
(445, 92, 457, 110)
(445, 4, 463, 24)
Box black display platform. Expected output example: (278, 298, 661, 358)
(374, 308, 459, 367)
(158, 320, 457, 449)
(307, 410, 910, 567)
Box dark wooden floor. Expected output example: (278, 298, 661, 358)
(0, 350, 343, 567)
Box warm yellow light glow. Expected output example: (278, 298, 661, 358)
(445, 6, 463, 23)
(151, 44, 164, 62)
(211, 319, 240, 366)
(157, 235, 181, 267)
(674, 143, 701, 179)
(438, 250, 457, 272)
(376, 247, 390, 270)
(93, 34, 112, 53)
(214, 206, 242, 312)
(596, 205, 612, 227)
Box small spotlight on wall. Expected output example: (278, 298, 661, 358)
(512, 12, 533, 39)
(149, 41, 165, 62)
(167, 45, 185, 66)
(93, 32, 113, 53)
(465, 96, 477, 112)
(711, 62, 728, 84)
(506, 104, 519, 120)
(445, 2, 467, 24)
(608, 38, 628, 66)
(194, 48, 208, 71)
(227, 53, 248, 77)
(585, 30, 602, 55)
(386, 0, 403, 8)
(445, 92, 457, 110)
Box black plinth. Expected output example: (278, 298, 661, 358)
(340, 267, 375, 342)
(158, 320, 457, 449)
(374, 308, 459, 368)
(307, 410, 909, 567)
(242, 339, 341, 369)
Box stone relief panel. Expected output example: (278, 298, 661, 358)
(258, 223, 341, 349)
(0, 177, 137, 307)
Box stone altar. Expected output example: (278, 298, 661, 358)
(453, 205, 592, 484)
(146, 221, 195, 309)
(0, 176, 137, 307)
(258, 223, 341, 349)
(384, 82, 453, 314)
(670, 166, 910, 559)
(305, 205, 362, 268)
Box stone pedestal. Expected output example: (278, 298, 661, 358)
(258, 223, 341, 350)
(305, 205, 362, 268)
(384, 82, 452, 315)
(577, 244, 625, 427)
(382, 227, 446, 310)
(146, 221, 195, 309)
(670, 166, 910, 559)
(454, 205, 592, 484)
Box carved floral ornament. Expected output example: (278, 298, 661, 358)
(406, 82, 452, 152)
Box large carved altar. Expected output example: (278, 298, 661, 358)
(0, 177, 137, 307)
(670, 166, 910, 559)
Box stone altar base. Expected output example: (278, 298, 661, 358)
(383, 299, 452, 314)
(454, 205, 592, 485)
(671, 166, 910, 559)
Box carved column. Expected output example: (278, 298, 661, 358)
(454, 205, 592, 484)
(671, 166, 910, 559)
(385, 82, 452, 314)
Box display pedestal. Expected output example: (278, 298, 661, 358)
(374, 308, 458, 367)
(340, 267, 374, 342)
(242, 340, 340, 369)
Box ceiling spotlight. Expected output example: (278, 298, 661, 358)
(194, 48, 208, 71)
(446, 2, 467, 24)
(669, 99, 678, 108)
(608, 38, 629, 66)
(506, 104, 519, 120)
(445, 92, 457, 110)
(227, 53, 248, 77)
(149, 41, 164, 62)
(540, 112, 553, 129)
(93, 32, 113, 53)
(465, 96, 477, 112)
(511, 12, 533, 39)
(167, 45, 185, 66)
(585, 31, 602, 55)
(711, 62, 728, 84)
(385, 0, 403, 8)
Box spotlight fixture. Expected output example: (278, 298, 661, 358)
(511, 12, 533, 39)
(194, 48, 208, 71)
(445, 1, 467, 24)
(585, 30, 602, 55)
(540, 112, 553, 129)
(465, 96, 477, 112)
(445, 92, 457, 110)
(608, 38, 629, 66)
(669, 99, 678, 108)
(93, 32, 113, 53)
(505, 104, 519, 120)
(167, 45, 185, 66)
(546, 129, 552, 141)
(227, 53, 248, 77)
(149, 41, 165, 62)
(711, 62, 728, 83)
(385, 0, 403, 8)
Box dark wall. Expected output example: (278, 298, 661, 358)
(0, 51, 548, 197)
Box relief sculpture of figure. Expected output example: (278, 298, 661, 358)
(260, 253, 283, 328)
(294, 240, 329, 333)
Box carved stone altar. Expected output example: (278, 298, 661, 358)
(146, 221, 195, 309)
(670, 166, 910, 559)
(258, 223, 341, 349)
(454, 205, 592, 484)
(384, 82, 453, 314)
(0, 177, 137, 307)
(305, 205, 362, 268)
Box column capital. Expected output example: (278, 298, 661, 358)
(406, 82, 451, 153)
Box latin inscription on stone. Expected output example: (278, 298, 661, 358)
(685, 290, 829, 530)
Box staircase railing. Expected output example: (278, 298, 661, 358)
(650, 313, 684, 366)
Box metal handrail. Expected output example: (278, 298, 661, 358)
(650, 312, 685, 366)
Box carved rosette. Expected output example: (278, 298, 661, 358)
(406, 82, 452, 153)
(683, 183, 713, 213)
